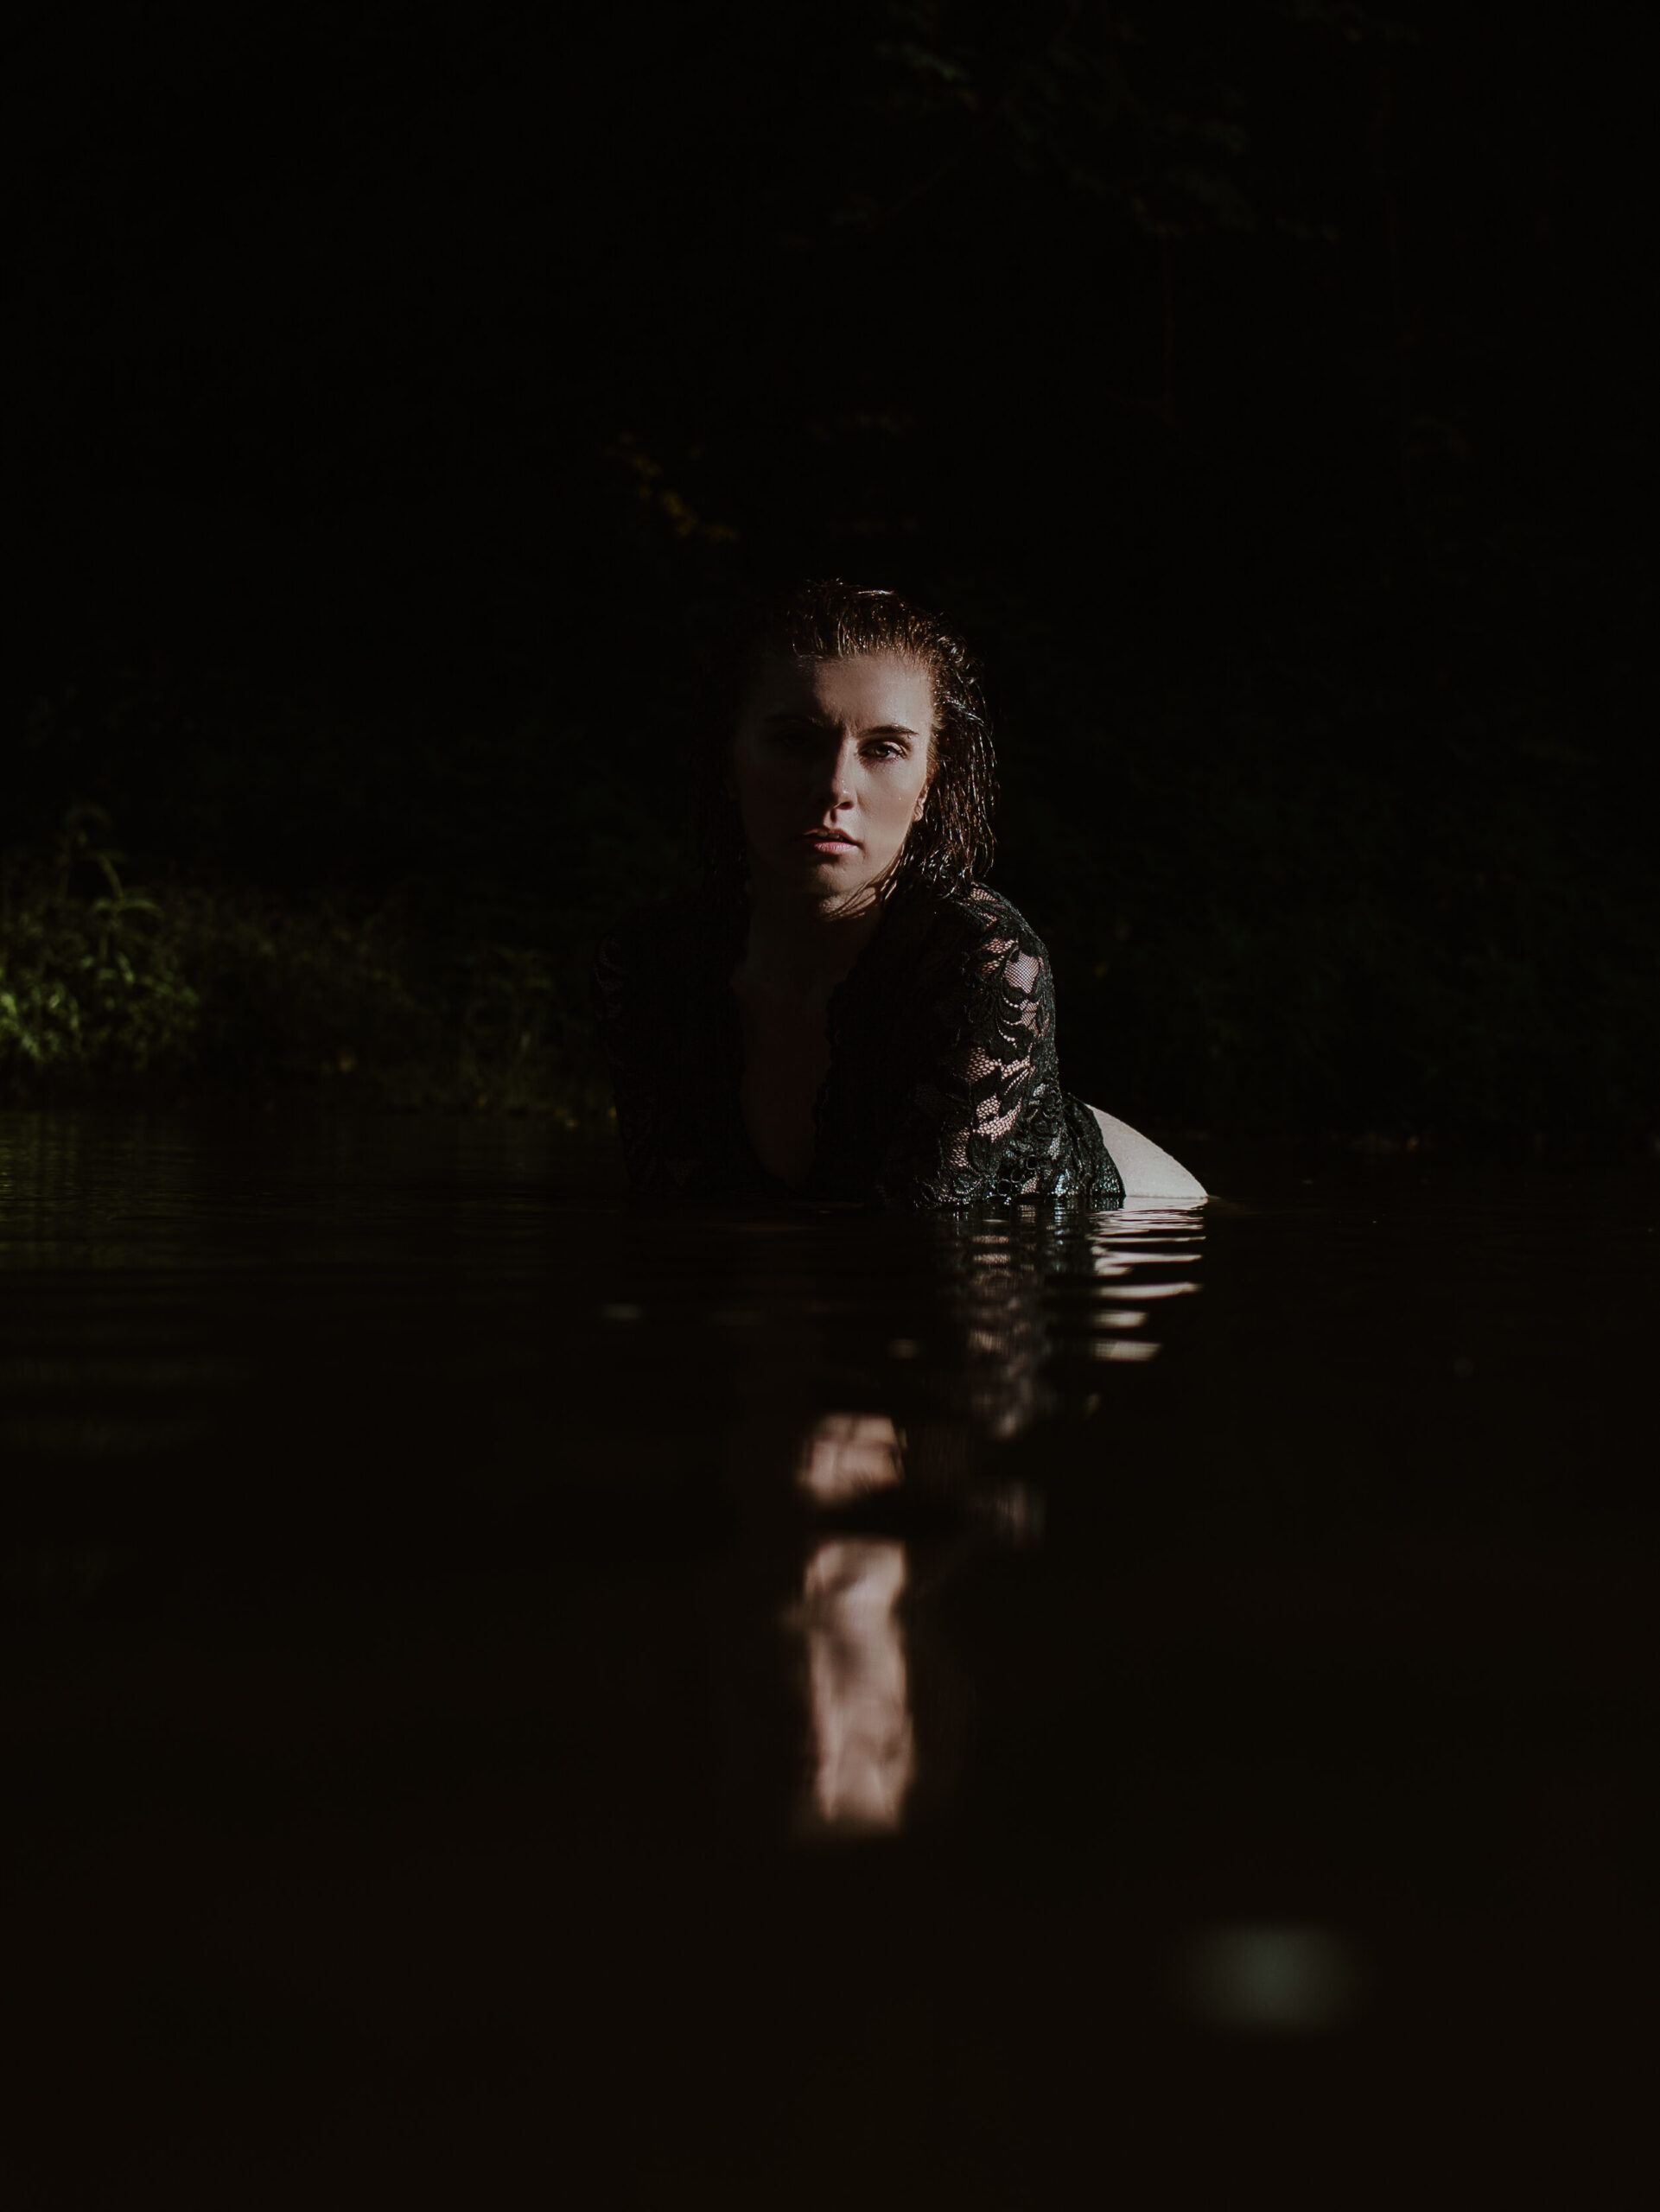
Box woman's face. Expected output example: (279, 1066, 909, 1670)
(729, 652, 934, 905)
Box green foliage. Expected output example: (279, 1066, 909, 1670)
(0, 810, 200, 1081)
(0, 810, 608, 1119)
(454, 943, 607, 1117)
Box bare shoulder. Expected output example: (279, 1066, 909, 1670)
(1089, 1107, 1208, 1201)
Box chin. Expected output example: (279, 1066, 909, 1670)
(756, 845, 881, 900)
(811, 866, 881, 906)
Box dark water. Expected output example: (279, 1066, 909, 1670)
(3, 1113, 1657, 2205)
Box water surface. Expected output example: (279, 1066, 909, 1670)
(3, 1113, 1656, 2204)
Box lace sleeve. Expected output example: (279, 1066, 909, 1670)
(872, 918, 1062, 1208)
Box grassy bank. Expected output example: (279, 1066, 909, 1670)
(1, 811, 607, 1119)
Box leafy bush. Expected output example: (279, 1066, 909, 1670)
(1, 810, 607, 1118)
(0, 810, 200, 1082)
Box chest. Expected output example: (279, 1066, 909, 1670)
(731, 987, 833, 1188)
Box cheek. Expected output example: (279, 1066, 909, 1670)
(894, 762, 932, 823)
(871, 779, 924, 850)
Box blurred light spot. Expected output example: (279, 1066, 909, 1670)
(1091, 1340, 1160, 1363)
(1172, 1924, 1364, 2033)
(888, 1338, 921, 1359)
(1453, 1355, 1475, 1380)
(599, 1303, 641, 1322)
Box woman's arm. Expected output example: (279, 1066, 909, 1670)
(871, 922, 1068, 1207)
(865, 892, 1205, 1207)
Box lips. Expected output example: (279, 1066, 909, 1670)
(802, 827, 858, 848)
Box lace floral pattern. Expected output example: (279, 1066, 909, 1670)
(593, 878, 1123, 1211)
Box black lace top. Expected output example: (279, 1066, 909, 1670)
(593, 877, 1123, 1210)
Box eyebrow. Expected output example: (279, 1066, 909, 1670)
(760, 712, 921, 739)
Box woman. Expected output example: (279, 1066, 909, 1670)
(595, 580, 1204, 1206)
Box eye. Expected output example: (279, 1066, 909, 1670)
(863, 741, 906, 761)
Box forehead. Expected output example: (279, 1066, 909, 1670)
(744, 650, 935, 729)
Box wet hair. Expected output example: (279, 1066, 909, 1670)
(694, 578, 997, 906)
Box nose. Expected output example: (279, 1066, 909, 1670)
(817, 734, 858, 810)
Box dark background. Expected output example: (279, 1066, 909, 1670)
(5, 0, 1656, 1135)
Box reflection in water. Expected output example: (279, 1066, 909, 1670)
(778, 1205, 1207, 1836)
(791, 1414, 914, 1834)
(929, 1199, 1207, 1433)
(794, 1410, 906, 1508)
(0, 1112, 1205, 1840)
(795, 1535, 915, 1834)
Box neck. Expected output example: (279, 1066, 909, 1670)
(740, 876, 887, 998)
